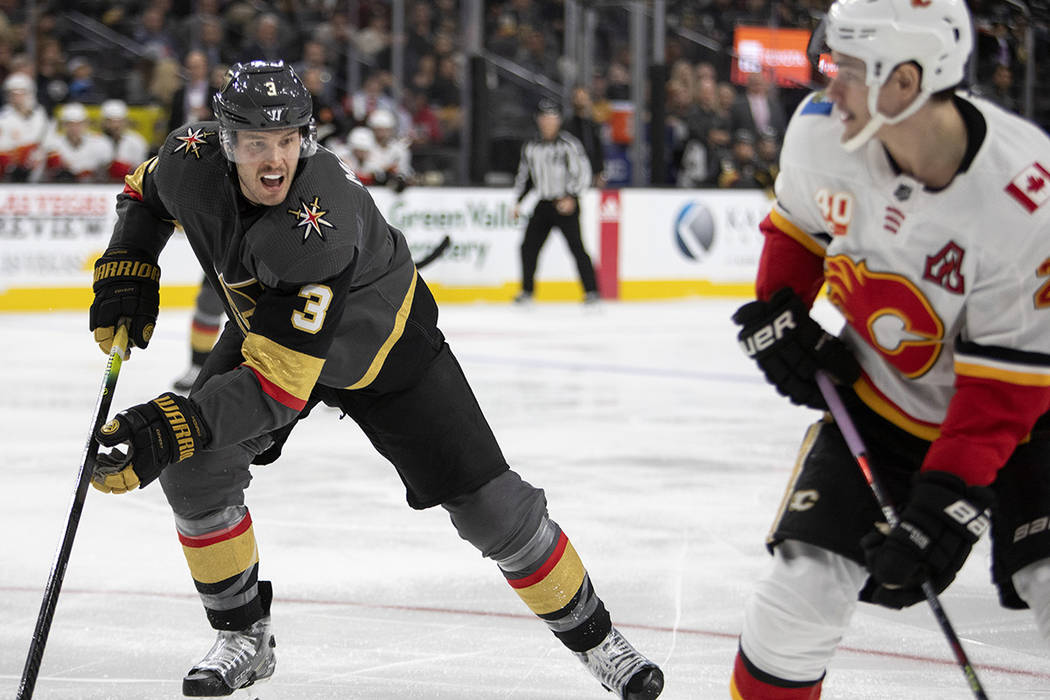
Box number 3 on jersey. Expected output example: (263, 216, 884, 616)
(293, 284, 333, 333)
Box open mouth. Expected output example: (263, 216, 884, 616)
(260, 173, 285, 191)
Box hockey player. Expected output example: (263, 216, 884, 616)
(729, 1, 1050, 697)
(41, 102, 114, 182)
(87, 61, 663, 699)
(100, 99, 150, 182)
(0, 72, 49, 181)
(363, 108, 412, 192)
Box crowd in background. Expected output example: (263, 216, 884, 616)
(0, 0, 1045, 187)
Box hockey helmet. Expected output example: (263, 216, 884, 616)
(823, 0, 972, 151)
(213, 60, 317, 161)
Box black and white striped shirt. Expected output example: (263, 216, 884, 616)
(514, 131, 592, 202)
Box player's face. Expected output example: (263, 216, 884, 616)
(233, 128, 300, 206)
(826, 52, 872, 143)
(537, 113, 561, 140)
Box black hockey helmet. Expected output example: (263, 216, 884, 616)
(213, 60, 317, 161)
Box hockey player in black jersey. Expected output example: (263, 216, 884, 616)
(87, 61, 663, 699)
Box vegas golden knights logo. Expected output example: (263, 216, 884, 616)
(100, 419, 120, 435)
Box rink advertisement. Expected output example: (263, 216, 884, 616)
(0, 185, 767, 310)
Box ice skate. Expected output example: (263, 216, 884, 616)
(576, 627, 663, 699)
(182, 617, 276, 697)
(173, 363, 203, 392)
(513, 291, 533, 305)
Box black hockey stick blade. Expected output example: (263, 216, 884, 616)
(17, 324, 131, 700)
(414, 235, 451, 269)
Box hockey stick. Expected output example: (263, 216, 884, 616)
(17, 324, 131, 700)
(414, 234, 451, 270)
(814, 371, 989, 700)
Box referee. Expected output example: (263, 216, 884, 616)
(512, 98, 598, 304)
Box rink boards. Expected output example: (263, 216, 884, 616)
(0, 184, 771, 311)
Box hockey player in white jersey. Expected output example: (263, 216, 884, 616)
(0, 72, 49, 181)
(100, 99, 149, 182)
(41, 102, 114, 182)
(730, 0, 1050, 697)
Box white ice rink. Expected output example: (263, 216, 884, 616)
(2, 299, 1049, 699)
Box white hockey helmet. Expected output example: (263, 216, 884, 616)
(366, 108, 396, 131)
(60, 102, 89, 123)
(347, 126, 375, 151)
(100, 99, 129, 121)
(4, 72, 35, 94)
(825, 0, 973, 151)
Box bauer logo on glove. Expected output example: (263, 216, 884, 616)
(92, 392, 210, 494)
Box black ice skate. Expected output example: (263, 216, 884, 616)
(182, 617, 276, 697)
(576, 627, 664, 699)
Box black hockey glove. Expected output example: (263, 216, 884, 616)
(861, 471, 993, 609)
(92, 392, 210, 494)
(89, 247, 161, 354)
(732, 287, 860, 409)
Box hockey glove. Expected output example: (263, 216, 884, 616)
(89, 247, 161, 354)
(861, 470, 993, 609)
(732, 287, 860, 409)
(92, 392, 210, 494)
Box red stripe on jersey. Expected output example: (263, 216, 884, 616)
(179, 512, 253, 548)
(245, 365, 309, 411)
(756, 216, 825, 306)
(121, 182, 143, 201)
(923, 375, 1050, 486)
(507, 532, 568, 589)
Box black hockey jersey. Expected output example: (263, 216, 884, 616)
(110, 122, 417, 449)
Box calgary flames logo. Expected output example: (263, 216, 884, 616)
(825, 255, 944, 378)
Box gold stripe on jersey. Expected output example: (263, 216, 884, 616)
(853, 376, 941, 442)
(242, 332, 324, 402)
(123, 156, 158, 195)
(955, 360, 1050, 387)
(769, 208, 826, 257)
(345, 269, 418, 390)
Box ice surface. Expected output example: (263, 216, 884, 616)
(2, 299, 1048, 699)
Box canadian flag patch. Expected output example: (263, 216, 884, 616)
(1005, 162, 1050, 213)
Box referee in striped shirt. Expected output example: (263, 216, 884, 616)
(512, 98, 598, 304)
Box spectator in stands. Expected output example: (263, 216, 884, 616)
(41, 102, 114, 183)
(293, 40, 335, 102)
(238, 13, 288, 64)
(178, 0, 223, 53)
(365, 108, 412, 192)
(100, 98, 149, 182)
(716, 128, 763, 189)
(403, 87, 442, 147)
(717, 81, 738, 115)
(302, 65, 347, 145)
(0, 72, 49, 182)
(168, 50, 213, 134)
(405, 1, 435, 74)
(730, 71, 787, 142)
(754, 125, 779, 195)
(67, 56, 104, 104)
(685, 76, 732, 185)
(134, 5, 179, 62)
(355, 9, 392, 66)
(35, 37, 69, 111)
(346, 72, 398, 125)
(190, 15, 235, 69)
(429, 54, 460, 108)
(565, 85, 605, 187)
(977, 63, 1019, 114)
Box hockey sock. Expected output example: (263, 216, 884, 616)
(176, 506, 265, 630)
(731, 647, 823, 700)
(189, 316, 221, 366)
(498, 517, 611, 652)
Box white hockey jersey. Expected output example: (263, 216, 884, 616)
(0, 104, 50, 171)
(108, 129, 149, 180)
(43, 130, 114, 181)
(766, 91, 1050, 479)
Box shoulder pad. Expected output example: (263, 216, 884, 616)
(164, 121, 223, 160)
(799, 91, 833, 117)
